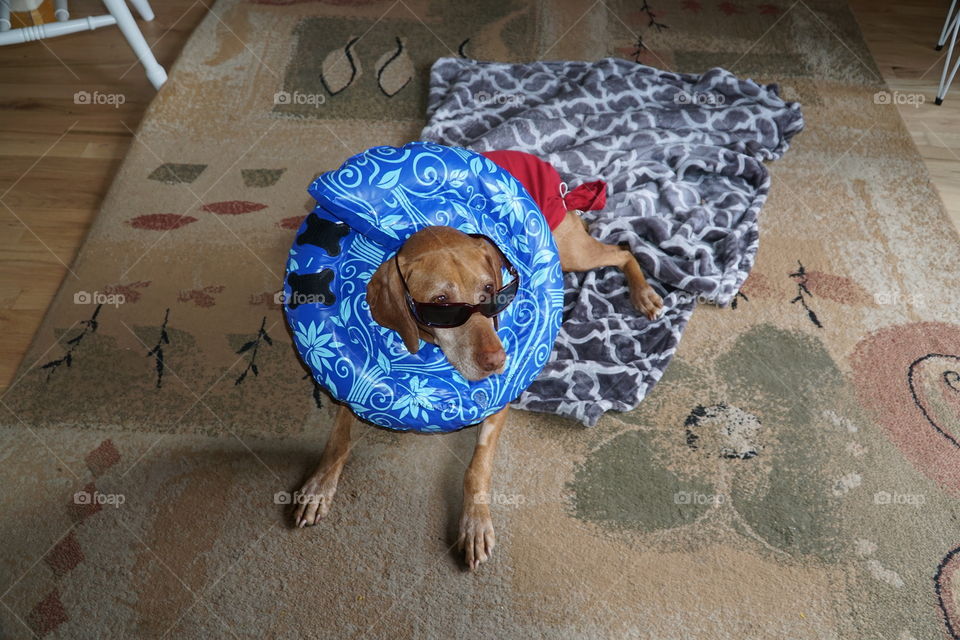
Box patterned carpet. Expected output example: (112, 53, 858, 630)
(2, 0, 960, 638)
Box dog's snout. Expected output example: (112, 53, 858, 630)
(475, 347, 506, 372)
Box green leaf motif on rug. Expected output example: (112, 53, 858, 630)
(241, 169, 285, 188)
(147, 163, 208, 185)
(275, 0, 534, 121)
(568, 429, 717, 532)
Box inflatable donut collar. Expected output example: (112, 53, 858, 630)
(283, 141, 563, 432)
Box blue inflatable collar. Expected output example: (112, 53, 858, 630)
(283, 141, 563, 432)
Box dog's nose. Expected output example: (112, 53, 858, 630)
(476, 347, 506, 372)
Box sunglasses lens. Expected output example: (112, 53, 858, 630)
(482, 279, 519, 317)
(417, 304, 472, 327)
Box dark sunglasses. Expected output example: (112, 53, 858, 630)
(395, 234, 520, 328)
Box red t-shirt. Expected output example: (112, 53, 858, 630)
(481, 150, 607, 230)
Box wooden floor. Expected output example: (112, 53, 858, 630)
(0, 1, 207, 393)
(849, 0, 960, 230)
(0, 0, 958, 393)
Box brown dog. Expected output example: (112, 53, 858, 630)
(293, 210, 663, 570)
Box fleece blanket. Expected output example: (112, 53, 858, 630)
(420, 57, 804, 426)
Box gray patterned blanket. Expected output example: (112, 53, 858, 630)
(420, 57, 804, 426)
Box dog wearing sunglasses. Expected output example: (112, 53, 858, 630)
(293, 150, 663, 570)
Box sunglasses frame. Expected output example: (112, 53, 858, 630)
(394, 234, 520, 329)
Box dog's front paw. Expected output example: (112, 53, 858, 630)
(632, 285, 664, 321)
(293, 475, 339, 528)
(459, 502, 496, 570)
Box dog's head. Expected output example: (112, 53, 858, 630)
(367, 227, 507, 381)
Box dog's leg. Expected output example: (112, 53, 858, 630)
(294, 404, 353, 527)
(459, 407, 509, 570)
(552, 211, 664, 320)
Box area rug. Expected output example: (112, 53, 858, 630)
(3, 0, 960, 638)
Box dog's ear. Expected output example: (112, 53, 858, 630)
(367, 257, 421, 354)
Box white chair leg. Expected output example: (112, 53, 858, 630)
(938, 0, 959, 50)
(100, 0, 166, 89)
(126, 0, 154, 22)
(0, 1, 11, 32)
(937, 5, 960, 104)
(54, 0, 69, 21)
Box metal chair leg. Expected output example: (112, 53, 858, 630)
(937, 0, 958, 50)
(937, 1, 960, 104)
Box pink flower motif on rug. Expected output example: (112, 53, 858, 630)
(201, 201, 267, 215)
(277, 215, 307, 230)
(67, 481, 102, 522)
(719, 2, 744, 16)
(178, 285, 226, 308)
(102, 281, 151, 304)
(44, 531, 84, 578)
(740, 271, 776, 298)
(127, 214, 197, 230)
(85, 439, 121, 477)
(851, 322, 960, 495)
(798, 270, 875, 306)
(27, 589, 69, 637)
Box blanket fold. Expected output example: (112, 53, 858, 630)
(421, 57, 803, 426)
